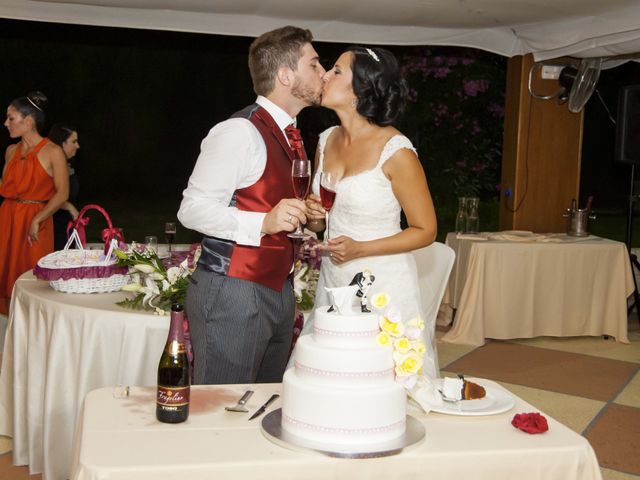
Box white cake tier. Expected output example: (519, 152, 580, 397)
(282, 369, 406, 446)
(313, 305, 380, 347)
(293, 335, 394, 386)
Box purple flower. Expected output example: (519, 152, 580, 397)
(463, 79, 490, 97)
(488, 102, 505, 117)
(433, 67, 451, 78)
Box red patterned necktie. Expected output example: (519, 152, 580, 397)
(284, 124, 307, 159)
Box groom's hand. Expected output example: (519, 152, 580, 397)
(261, 198, 307, 235)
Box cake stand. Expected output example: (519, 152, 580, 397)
(261, 409, 425, 458)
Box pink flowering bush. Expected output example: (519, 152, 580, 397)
(399, 47, 506, 200)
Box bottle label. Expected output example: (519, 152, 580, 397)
(157, 385, 190, 407)
(167, 340, 186, 355)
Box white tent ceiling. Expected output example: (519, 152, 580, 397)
(1, 0, 640, 61)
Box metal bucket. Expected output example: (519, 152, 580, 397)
(563, 209, 596, 237)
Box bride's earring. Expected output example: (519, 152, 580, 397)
(351, 97, 358, 108)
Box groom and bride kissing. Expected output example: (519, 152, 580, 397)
(177, 25, 437, 387)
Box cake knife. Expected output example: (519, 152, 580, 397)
(248, 394, 279, 420)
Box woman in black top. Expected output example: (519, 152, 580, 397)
(49, 124, 80, 250)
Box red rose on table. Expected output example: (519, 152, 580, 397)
(511, 412, 549, 434)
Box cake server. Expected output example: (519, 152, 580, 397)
(249, 394, 279, 420)
(225, 390, 254, 412)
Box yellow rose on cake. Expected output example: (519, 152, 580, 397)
(371, 292, 391, 310)
(376, 331, 393, 347)
(379, 305, 404, 337)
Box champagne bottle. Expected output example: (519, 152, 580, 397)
(156, 303, 190, 423)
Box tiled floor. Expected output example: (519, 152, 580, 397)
(438, 319, 640, 480)
(0, 307, 638, 479)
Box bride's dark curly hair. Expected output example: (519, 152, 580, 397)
(347, 47, 408, 126)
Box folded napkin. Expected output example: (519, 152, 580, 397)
(538, 233, 599, 243)
(511, 412, 549, 434)
(456, 233, 489, 241)
(407, 376, 444, 413)
(487, 231, 548, 242)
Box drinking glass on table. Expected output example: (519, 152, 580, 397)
(287, 159, 311, 239)
(144, 235, 158, 254)
(320, 171, 338, 241)
(164, 222, 177, 253)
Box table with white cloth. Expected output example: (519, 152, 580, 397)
(439, 232, 634, 346)
(70, 381, 602, 480)
(0, 271, 170, 480)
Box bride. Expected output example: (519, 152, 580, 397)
(299, 46, 439, 377)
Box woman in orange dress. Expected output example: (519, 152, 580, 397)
(0, 91, 69, 301)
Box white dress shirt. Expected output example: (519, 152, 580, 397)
(177, 96, 295, 246)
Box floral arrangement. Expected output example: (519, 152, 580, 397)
(372, 292, 427, 390)
(293, 237, 321, 312)
(399, 47, 505, 199)
(114, 243, 201, 315)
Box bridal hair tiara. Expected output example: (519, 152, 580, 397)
(365, 48, 380, 62)
(26, 96, 43, 112)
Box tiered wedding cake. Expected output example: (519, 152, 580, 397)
(281, 304, 406, 446)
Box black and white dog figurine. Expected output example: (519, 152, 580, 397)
(327, 270, 376, 313)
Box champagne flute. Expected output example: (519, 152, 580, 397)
(320, 171, 338, 242)
(164, 222, 177, 254)
(287, 159, 311, 239)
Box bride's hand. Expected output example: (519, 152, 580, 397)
(305, 193, 325, 222)
(317, 236, 363, 264)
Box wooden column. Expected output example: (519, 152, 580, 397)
(499, 54, 584, 232)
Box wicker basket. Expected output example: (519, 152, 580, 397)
(34, 205, 131, 293)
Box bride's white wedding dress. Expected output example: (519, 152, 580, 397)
(298, 126, 438, 379)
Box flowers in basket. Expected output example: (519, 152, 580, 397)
(114, 243, 201, 315)
(293, 237, 321, 312)
(372, 293, 427, 391)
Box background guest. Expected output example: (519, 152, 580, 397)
(49, 123, 80, 250)
(0, 91, 68, 304)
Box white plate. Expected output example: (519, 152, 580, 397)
(430, 379, 515, 416)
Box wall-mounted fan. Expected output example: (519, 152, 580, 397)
(528, 58, 603, 113)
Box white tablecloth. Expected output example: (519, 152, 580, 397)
(71, 382, 602, 480)
(0, 272, 169, 480)
(440, 232, 634, 345)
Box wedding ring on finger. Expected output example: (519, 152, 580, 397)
(287, 214, 292, 223)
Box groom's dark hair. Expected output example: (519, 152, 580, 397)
(249, 26, 313, 96)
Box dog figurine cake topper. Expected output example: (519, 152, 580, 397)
(326, 270, 376, 314)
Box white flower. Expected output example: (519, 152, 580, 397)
(122, 282, 142, 292)
(405, 326, 422, 340)
(133, 263, 155, 274)
(150, 271, 165, 281)
(166, 266, 183, 284)
(385, 305, 402, 323)
(192, 246, 201, 266)
(407, 316, 425, 330)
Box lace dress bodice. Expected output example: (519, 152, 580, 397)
(311, 126, 416, 241)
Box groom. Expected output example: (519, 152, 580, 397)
(178, 26, 325, 385)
